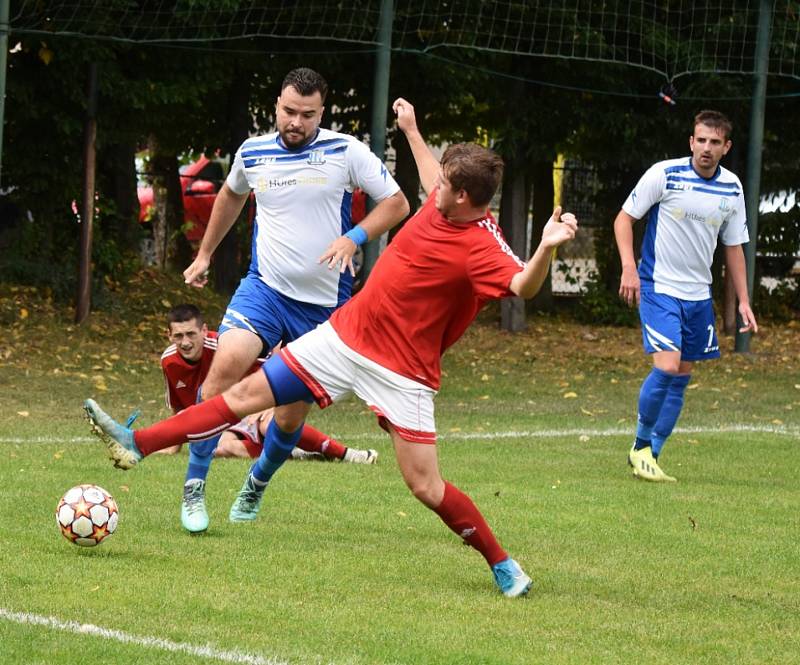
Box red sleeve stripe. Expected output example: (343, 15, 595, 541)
(279, 348, 332, 408)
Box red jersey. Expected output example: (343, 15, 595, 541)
(330, 191, 524, 390)
(161, 331, 219, 413)
(161, 331, 263, 412)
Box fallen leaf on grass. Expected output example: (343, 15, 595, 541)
(17, 411, 29, 417)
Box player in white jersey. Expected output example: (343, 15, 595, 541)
(173, 68, 408, 531)
(614, 110, 758, 482)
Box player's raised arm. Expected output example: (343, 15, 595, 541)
(393, 97, 439, 196)
(183, 183, 249, 288)
(613, 209, 641, 306)
(510, 207, 578, 298)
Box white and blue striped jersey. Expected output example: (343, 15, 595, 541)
(623, 157, 748, 301)
(227, 128, 400, 308)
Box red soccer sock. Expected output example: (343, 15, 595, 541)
(134, 395, 240, 457)
(433, 481, 508, 566)
(296, 424, 346, 459)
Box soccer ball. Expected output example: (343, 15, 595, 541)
(56, 484, 119, 547)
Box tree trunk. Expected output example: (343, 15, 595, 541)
(499, 159, 528, 332)
(102, 138, 139, 251)
(75, 63, 98, 325)
(723, 263, 737, 334)
(214, 67, 253, 295)
(529, 160, 555, 311)
(147, 134, 188, 271)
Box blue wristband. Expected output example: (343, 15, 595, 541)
(344, 226, 368, 246)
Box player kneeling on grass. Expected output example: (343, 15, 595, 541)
(159, 304, 377, 533)
(215, 408, 376, 464)
(84, 96, 578, 598)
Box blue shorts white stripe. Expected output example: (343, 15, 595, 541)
(639, 289, 720, 361)
(219, 273, 336, 349)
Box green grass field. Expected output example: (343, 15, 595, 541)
(1, 275, 798, 664)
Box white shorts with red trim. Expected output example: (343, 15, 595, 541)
(226, 418, 264, 458)
(281, 322, 437, 444)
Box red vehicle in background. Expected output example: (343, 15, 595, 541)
(138, 154, 367, 252)
(138, 154, 234, 243)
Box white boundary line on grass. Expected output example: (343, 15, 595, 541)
(0, 423, 797, 446)
(0, 608, 287, 665)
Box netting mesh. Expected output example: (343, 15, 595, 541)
(9, 0, 800, 81)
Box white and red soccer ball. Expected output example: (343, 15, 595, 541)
(56, 484, 119, 547)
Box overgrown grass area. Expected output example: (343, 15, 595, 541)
(1, 272, 798, 665)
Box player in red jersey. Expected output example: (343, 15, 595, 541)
(85, 98, 577, 597)
(159, 305, 377, 530)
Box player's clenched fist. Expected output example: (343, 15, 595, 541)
(393, 98, 418, 133)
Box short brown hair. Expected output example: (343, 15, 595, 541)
(281, 68, 328, 103)
(440, 143, 504, 208)
(693, 110, 733, 141)
(167, 304, 203, 327)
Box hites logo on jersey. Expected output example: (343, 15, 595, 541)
(307, 149, 326, 165)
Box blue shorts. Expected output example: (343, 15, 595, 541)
(219, 273, 337, 350)
(639, 289, 720, 361)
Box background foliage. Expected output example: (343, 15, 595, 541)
(1, 1, 798, 318)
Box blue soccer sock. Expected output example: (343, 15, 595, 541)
(251, 419, 303, 484)
(185, 434, 220, 484)
(185, 385, 220, 484)
(635, 367, 677, 448)
(651, 374, 691, 458)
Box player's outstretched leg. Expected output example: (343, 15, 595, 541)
(84, 399, 143, 470)
(343, 448, 379, 464)
(491, 558, 533, 598)
(294, 423, 377, 464)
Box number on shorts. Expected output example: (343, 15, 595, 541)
(706, 324, 714, 349)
